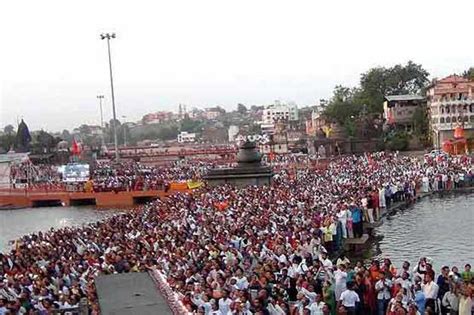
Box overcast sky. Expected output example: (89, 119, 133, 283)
(1, 0, 473, 132)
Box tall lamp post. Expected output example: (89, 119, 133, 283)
(100, 32, 119, 161)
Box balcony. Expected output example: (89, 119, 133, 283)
(437, 98, 473, 106)
(432, 121, 473, 131)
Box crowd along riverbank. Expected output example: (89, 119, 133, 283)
(0, 152, 472, 314)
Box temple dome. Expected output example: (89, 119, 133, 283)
(236, 141, 262, 164)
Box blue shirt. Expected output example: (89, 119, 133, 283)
(352, 208, 362, 223)
(414, 291, 425, 315)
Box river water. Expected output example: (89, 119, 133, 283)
(1, 194, 473, 269)
(0, 206, 117, 251)
(372, 192, 474, 270)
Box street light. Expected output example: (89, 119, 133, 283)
(100, 32, 119, 161)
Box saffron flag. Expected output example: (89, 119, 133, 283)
(71, 139, 81, 156)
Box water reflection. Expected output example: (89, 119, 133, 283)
(372, 193, 474, 270)
(0, 206, 117, 251)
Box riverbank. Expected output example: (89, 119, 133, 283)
(0, 206, 118, 251)
(371, 189, 474, 270)
(341, 185, 474, 260)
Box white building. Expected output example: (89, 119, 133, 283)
(427, 75, 474, 148)
(260, 123, 276, 135)
(177, 131, 196, 143)
(228, 125, 240, 143)
(262, 101, 299, 125)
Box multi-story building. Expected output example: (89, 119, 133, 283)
(177, 131, 196, 143)
(427, 75, 474, 148)
(142, 111, 174, 125)
(262, 101, 299, 125)
(306, 103, 327, 136)
(228, 125, 240, 143)
(204, 107, 225, 120)
(383, 95, 426, 131)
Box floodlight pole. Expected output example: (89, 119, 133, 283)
(100, 33, 119, 161)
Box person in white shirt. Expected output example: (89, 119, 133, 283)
(334, 264, 348, 301)
(319, 252, 333, 269)
(300, 285, 318, 304)
(442, 285, 459, 314)
(338, 282, 360, 315)
(375, 272, 392, 315)
(336, 209, 348, 238)
(421, 273, 439, 312)
(218, 290, 233, 315)
(307, 293, 326, 315)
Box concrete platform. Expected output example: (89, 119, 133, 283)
(0, 189, 179, 208)
(344, 234, 369, 245)
(363, 221, 383, 229)
(95, 272, 172, 315)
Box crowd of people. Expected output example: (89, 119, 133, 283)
(8, 160, 211, 192)
(9, 163, 61, 188)
(0, 152, 472, 314)
(86, 161, 209, 192)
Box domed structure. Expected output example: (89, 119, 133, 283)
(204, 140, 273, 187)
(236, 140, 262, 165)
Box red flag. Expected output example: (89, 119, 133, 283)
(71, 139, 81, 156)
(269, 152, 275, 161)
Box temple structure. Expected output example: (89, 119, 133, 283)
(203, 140, 273, 187)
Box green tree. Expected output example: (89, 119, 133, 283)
(343, 117, 357, 138)
(385, 131, 410, 151)
(3, 125, 15, 135)
(323, 85, 362, 125)
(157, 126, 179, 141)
(31, 130, 58, 154)
(180, 117, 203, 133)
(78, 124, 92, 135)
(412, 106, 429, 136)
(463, 67, 474, 80)
(358, 61, 429, 113)
(237, 103, 247, 115)
(0, 134, 16, 152)
(61, 130, 72, 143)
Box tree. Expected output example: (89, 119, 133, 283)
(180, 117, 203, 133)
(31, 130, 57, 154)
(412, 107, 429, 137)
(323, 85, 363, 125)
(3, 125, 15, 135)
(157, 126, 179, 141)
(463, 67, 474, 80)
(237, 103, 247, 115)
(61, 130, 72, 143)
(78, 124, 92, 135)
(0, 134, 16, 152)
(15, 119, 32, 153)
(385, 131, 410, 151)
(359, 61, 429, 113)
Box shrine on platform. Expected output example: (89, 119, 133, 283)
(203, 140, 273, 187)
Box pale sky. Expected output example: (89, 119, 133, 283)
(1, 0, 473, 132)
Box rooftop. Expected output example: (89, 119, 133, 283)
(384, 94, 425, 102)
